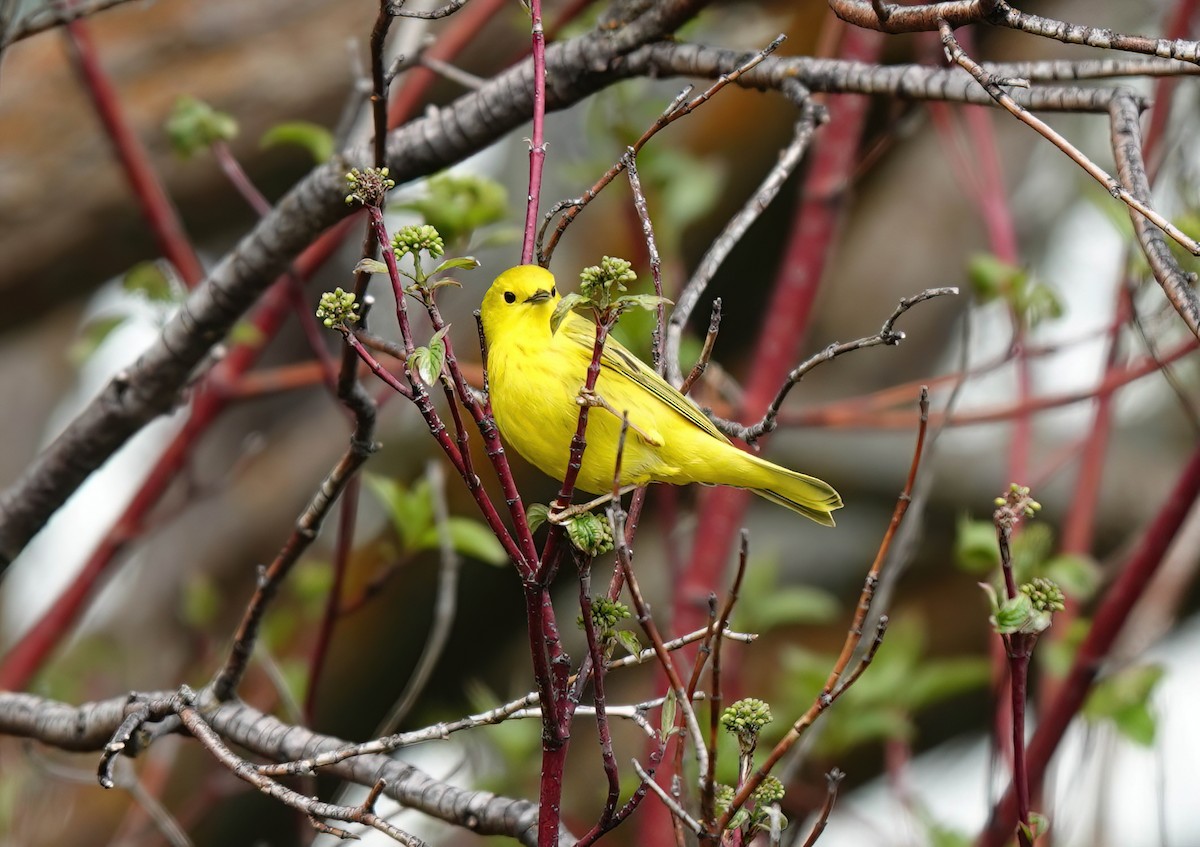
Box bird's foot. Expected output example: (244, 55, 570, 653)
(547, 485, 639, 525)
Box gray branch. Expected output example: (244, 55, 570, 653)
(0, 689, 564, 846)
(0, 21, 1192, 568)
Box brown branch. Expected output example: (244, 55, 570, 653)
(939, 22, 1200, 259)
(719, 388, 930, 830)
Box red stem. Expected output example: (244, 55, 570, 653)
(520, 0, 547, 265)
(980, 444, 1200, 847)
(0, 2, 506, 690)
(674, 23, 884, 638)
(304, 476, 359, 722)
(63, 18, 204, 288)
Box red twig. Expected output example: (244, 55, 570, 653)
(674, 21, 885, 638)
(520, 0, 548, 265)
(63, 18, 204, 288)
(305, 477, 359, 722)
(980, 444, 1200, 847)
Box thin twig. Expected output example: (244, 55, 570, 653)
(631, 759, 704, 835)
(679, 299, 722, 396)
(797, 769, 845, 847)
(665, 98, 823, 386)
(708, 289, 957, 444)
(538, 34, 789, 267)
(719, 388, 931, 830)
(375, 462, 463, 735)
(940, 22, 1200, 258)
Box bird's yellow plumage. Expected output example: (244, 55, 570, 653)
(479, 265, 843, 526)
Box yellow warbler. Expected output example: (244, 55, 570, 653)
(479, 265, 843, 526)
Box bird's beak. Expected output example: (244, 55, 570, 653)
(525, 289, 553, 304)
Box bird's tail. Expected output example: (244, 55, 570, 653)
(730, 450, 843, 527)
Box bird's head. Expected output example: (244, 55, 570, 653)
(480, 265, 560, 338)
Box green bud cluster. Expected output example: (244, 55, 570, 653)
(391, 224, 445, 260)
(345, 167, 395, 206)
(579, 256, 637, 307)
(566, 512, 614, 556)
(751, 776, 786, 805)
(721, 697, 773, 740)
(713, 784, 735, 813)
(578, 597, 630, 635)
(994, 482, 1042, 521)
(316, 287, 360, 328)
(1021, 577, 1066, 613)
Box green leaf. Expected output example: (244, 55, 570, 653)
(355, 258, 389, 276)
(1083, 664, 1165, 746)
(616, 293, 673, 313)
(659, 688, 677, 743)
(616, 629, 642, 658)
(408, 328, 449, 385)
(955, 516, 999, 574)
(365, 474, 433, 549)
(742, 586, 839, 631)
(526, 504, 550, 533)
(1021, 812, 1051, 842)
(123, 261, 180, 304)
(551, 292, 587, 335)
(69, 314, 127, 365)
(967, 253, 1023, 303)
(415, 517, 508, 566)
(396, 171, 508, 244)
(926, 821, 973, 847)
(1040, 617, 1090, 679)
(906, 658, 991, 711)
(1044, 553, 1100, 600)
(433, 256, 481, 274)
(260, 120, 333, 164)
(166, 95, 238, 158)
(993, 592, 1050, 635)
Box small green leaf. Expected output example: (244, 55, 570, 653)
(526, 503, 550, 533)
(551, 292, 587, 335)
(659, 688, 677, 743)
(434, 256, 481, 274)
(616, 293, 673, 313)
(415, 517, 508, 566)
(260, 120, 334, 163)
(123, 261, 180, 304)
(1044, 553, 1100, 600)
(742, 586, 839, 630)
(408, 328, 448, 386)
(967, 253, 1025, 303)
(1083, 664, 1165, 746)
(1020, 812, 1051, 842)
(69, 314, 127, 365)
(227, 321, 267, 347)
(355, 258, 389, 276)
(396, 171, 508, 244)
(955, 516, 999, 574)
(616, 629, 642, 658)
(167, 95, 237, 158)
(993, 592, 1050, 635)
(365, 474, 433, 548)
(906, 658, 991, 711)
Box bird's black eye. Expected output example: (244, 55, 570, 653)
(550, 286, 556, 296)
(503, 291, 516, 304)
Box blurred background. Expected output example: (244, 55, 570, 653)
(1, 0, 1198, 845)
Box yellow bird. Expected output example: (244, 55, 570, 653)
(479, 265, 843, 526)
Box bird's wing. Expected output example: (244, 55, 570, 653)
(560, 314, 731, 445)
